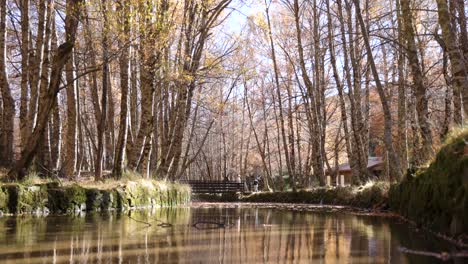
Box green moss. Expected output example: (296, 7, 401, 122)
(102, 189, 118, 210)
(1, 179, 190, 215)
(85, 189, 103, 211)
(389, 128, 468, 237)
(242, 183, 389, 210)
(47, 184, 86, 213)
(0, 184, 48, 214)
(111, 180, 190, 209)
(17, 185, 48, 214)
(116, 181, 151, 209)
(0, 186, 8, 213)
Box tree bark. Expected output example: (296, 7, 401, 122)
(401, 0, 433, 163)
(8, 0, 84, 180)
(326, 0, 354, 182)
(353, 0, 403, 179)
(435, 0, 468, 122)
(19, 0, 30, 148)
(64, 53, 77, 178)
(28, 0, 47, 138)
(95, 0, 109, 181)
(0, 0, 15, 167)
(395, 0, 408, 173)
(113, 0, 131, 179)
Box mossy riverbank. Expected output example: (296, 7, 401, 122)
(389, 128, 468, 239)
(0, 179, 191, 215)
(242, 182, 389, 210)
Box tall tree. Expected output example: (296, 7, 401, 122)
(0, 0, 15, 167)
(8, 0, 84, 180)
(400, 0, 433, 163)
(435, 0, 468, 121)
(95, 0, 110, 181)
(113, 0, 131, 179)
(64, 52, 77, 178)
(264, 0, 296, 190)
(19, 0, 30, 147)
(353, 0, 403, 179)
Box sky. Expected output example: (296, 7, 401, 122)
(224, 0, 264, 33)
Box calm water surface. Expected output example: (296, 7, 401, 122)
(0, 203, 460, 263)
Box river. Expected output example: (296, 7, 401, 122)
(0, 203, 458, 263)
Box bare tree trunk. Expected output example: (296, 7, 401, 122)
(106, 68, 116, 169)
(50, 97, 61, 170)
(113, 0, 130, 179)
(0, 0, 15, 167)
(291, 0, 320, 187)
(435, 0, 468, 121)
(28, 0, 47, 135)
(95, 0, 109, 181)
(336, 0, 362, 183)
(345, 1, 367, 182)
(353, 0, 403, 179)
(84, 11, 101, 125)
(395, 0, 408, 173)
(271, 84, 284, 188)
(8, 0, 84, 180)
(401, 0, 433, 163)
(246, 88, 271, 190)
(126, 0, 156, 173)
(285, 69, 296, 185)
(455, 0, 467, 64)
(326, 0, 354, 182)
(64, 53, 77, 178)
(439, 43, 453, 139)
(20, 0, 30, 148)
(35, 3, 55, 175)
(264, 0, 295, 190)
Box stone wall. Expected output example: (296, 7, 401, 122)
(0, 180, 191, 215)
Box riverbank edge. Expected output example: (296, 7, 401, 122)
(195, 192, 467, 249)
(193, 181, 389, 210)
(0, 179, 191, 215)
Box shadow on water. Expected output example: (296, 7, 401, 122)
(0, 204, 461, 263)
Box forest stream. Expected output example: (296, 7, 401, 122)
(0, 203, 461, 263)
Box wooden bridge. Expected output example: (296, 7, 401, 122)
(182, 180, 246, 194)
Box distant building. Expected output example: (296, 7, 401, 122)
(326, 157, 384, 186)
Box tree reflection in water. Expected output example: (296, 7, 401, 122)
(0, 205, 455, 263)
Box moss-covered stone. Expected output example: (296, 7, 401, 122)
(241, 183, 389, 210)
(389, 128, 468, 238)
(0, 184, 48, 214)
(0, 185, 8, 214)
(47, 184, 87, 213)
(17, 185, 48, 214)
(0, 179, 190, 215)
(85, 188, 103, 211)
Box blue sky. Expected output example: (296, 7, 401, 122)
(224, 0, 263, 33)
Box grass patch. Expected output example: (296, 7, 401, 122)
(242, 181, 390, 210)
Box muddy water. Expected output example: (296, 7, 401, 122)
(0, 203, 458, 263)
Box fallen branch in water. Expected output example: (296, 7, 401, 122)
(399, 247, 468, 261)
(192, 221, 234, 229)
(127, 215, 172, 228)
(127, 215, 152, 227)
